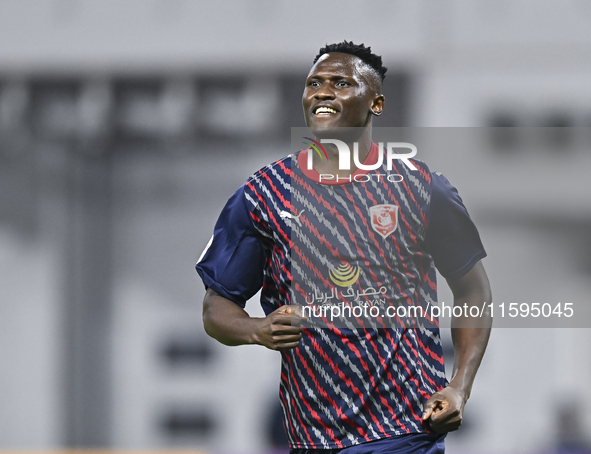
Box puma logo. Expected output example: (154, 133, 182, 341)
(279, 209, 305, 226)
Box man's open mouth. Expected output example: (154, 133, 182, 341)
(314, 106, 338, 115)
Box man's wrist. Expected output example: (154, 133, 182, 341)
(447, 378, 470, 404)
(242, 317, 261, 346)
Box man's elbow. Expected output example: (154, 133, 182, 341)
(201, 289, 249, 346)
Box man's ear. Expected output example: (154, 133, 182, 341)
(371, 94, 385, 116)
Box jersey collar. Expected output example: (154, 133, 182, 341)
(297, 141, 380, 186)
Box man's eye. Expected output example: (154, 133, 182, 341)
(308, 81, 320, 87)
(336, 81, 349, 87)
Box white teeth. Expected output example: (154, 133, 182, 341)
(315, 106, 337, 114)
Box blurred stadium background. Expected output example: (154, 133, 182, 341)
(1, 1, 591, 453)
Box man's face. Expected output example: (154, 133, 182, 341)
(302, 52, 382, 133)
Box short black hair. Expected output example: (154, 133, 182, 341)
(313, 41, 387, 81)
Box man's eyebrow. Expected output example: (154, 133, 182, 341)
(308, 73, 356, 80)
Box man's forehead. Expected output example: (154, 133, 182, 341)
(316, 52, 359, 64)
(309, 52, 365, 75)
(307, 52, 379, 90)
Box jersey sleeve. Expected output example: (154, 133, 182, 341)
(195, 184, 268, 307)
(425, 172, 487, 280)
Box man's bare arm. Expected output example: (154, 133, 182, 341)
(202, 288, 304, 351)
(422, 260, 492, 433)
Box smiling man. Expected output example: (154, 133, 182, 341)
(303, 47, 384, 181)
(197, 41, 492, 453)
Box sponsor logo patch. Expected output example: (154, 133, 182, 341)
(329, 263, 360, 287)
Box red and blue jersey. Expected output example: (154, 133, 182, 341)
(196, 143, 486, 449)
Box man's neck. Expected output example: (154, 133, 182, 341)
(312, 129, 373, 178)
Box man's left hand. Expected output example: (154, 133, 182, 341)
(421, 386, 466, 433)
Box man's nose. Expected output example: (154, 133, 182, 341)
(314, 85, 335, 99)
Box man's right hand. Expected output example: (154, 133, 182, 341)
(202, 288, 304, 350)
(253, 305, 305, 351)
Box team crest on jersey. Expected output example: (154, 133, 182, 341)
(369, 204, 398, 239)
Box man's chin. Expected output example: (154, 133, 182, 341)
(306, 125, 365, 142)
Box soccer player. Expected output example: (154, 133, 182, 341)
(196, 41, 492, 453)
